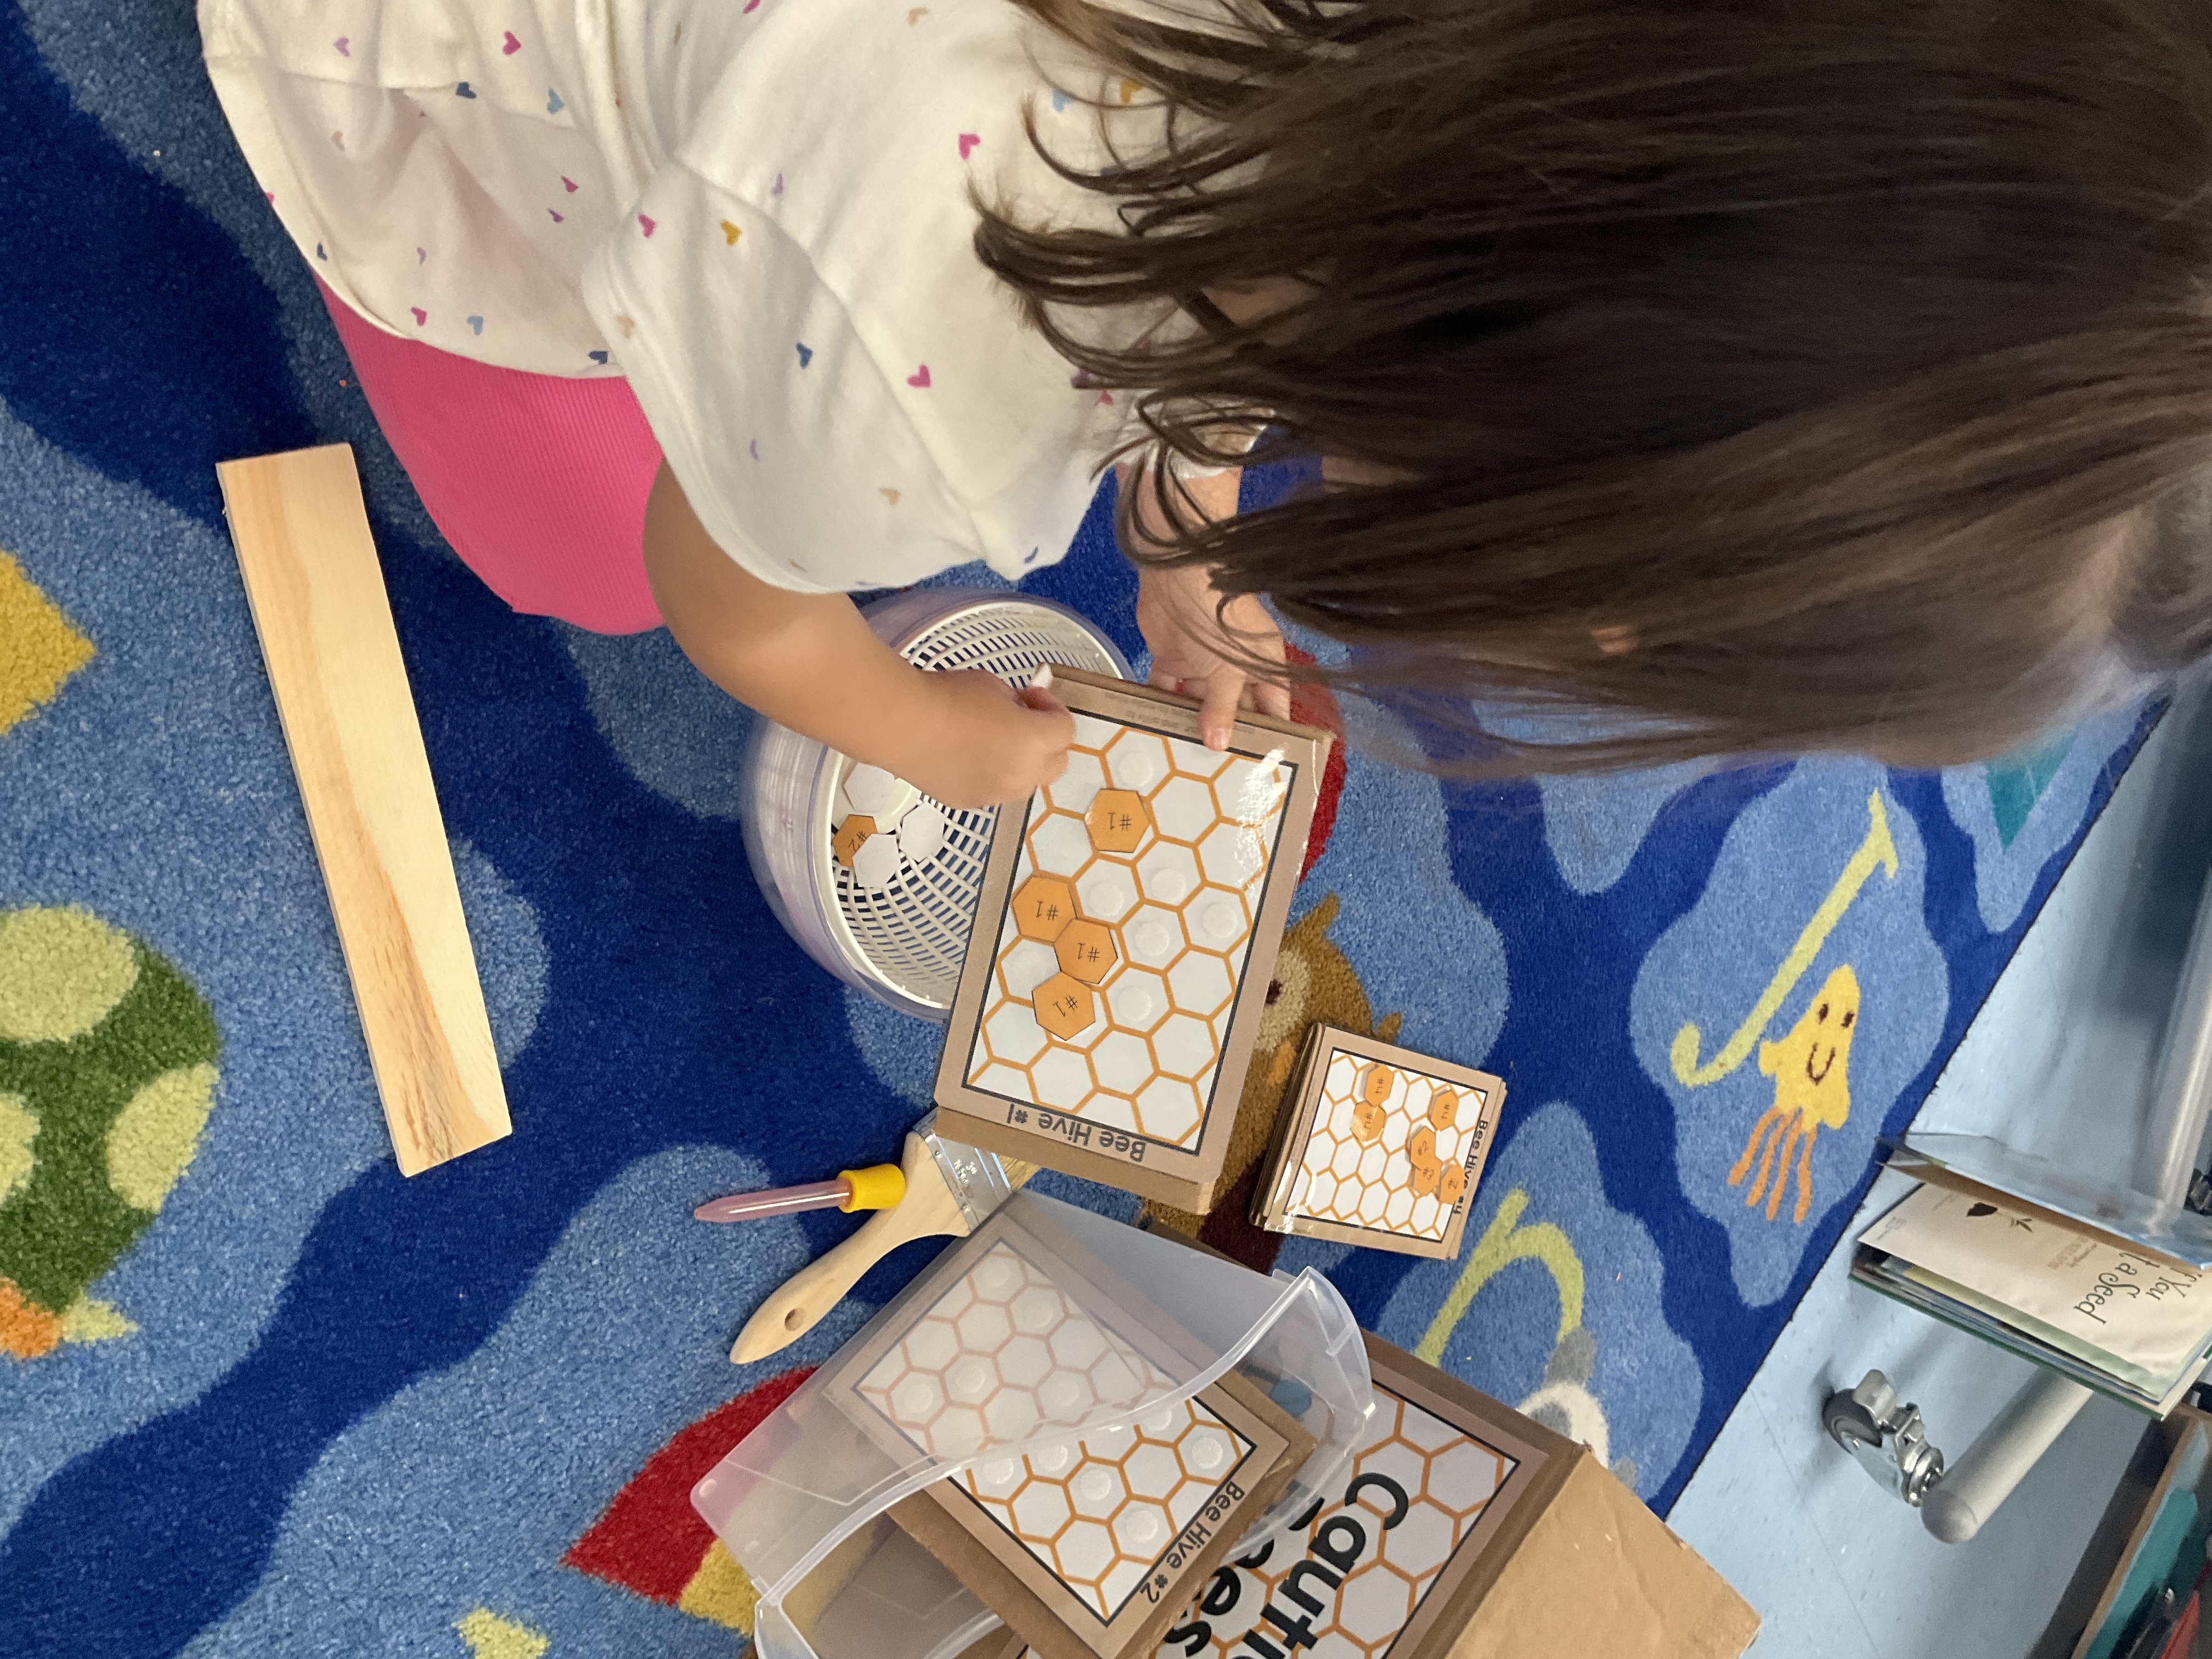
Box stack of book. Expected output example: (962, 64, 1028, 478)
(1854, 1136, 2212, 1415)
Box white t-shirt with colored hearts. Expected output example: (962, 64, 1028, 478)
(201, 0, 1156, 591)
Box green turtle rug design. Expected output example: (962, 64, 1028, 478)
(0, 905, 222, 1359)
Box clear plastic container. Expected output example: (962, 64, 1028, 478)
(693, 1193, 1374, 1659)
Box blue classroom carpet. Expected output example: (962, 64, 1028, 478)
(0, 2, 2156, 1652)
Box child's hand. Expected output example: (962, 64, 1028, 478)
(1136, 563, 1293, 748)
(902, 668, 1075, 809)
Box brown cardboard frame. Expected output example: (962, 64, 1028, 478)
(933, 668, 1331, 1212)
(1250, 1026, 1506, 1260)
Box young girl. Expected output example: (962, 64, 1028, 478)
(200, 0, 2212, 805)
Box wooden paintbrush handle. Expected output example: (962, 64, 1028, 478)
(727, 1143, 1043, 1364)
(731, 1131, 963, 1363)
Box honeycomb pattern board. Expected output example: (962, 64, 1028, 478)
(854, 1240, 1179, 1464)
(935, 670, 1331, 1212)
(1253, 1028, 1506, 1261)
(1011, 1339, 1557, 1659)
(847, 1209, 1310, 1659)
(955, 1396, 1251, 1619)
(890, 1361, 1305, 1659)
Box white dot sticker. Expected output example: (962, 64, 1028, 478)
(1147, 868, 1190, 903)
(1123, 1510, 1163, 1545)
(1113, 747, 1160, 789)
(1132, 921, 1174, 960)
(853, 834, 902, 890)
(845, 763, 897, 815)
(981, 1458, 1019, 1486)
(897, 801, 946, 864)
(1076, 1468, 1116, 1504)
(950, 1358, 992, 1396)
(1115, 984, 1154, 1023)
(1201, 901, 1240, 940)
(1141, 1405, 1176, 1434)
(892, 1378, 940, 1421)
(1083, 878, 1131, 919)
(977, 1256, 1018, 1294)
(1187, 1431, 1227, 1472)
(1042, 1375, 1083, 1413)
(1033, 1443, 1074, 1475)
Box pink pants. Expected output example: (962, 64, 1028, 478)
(320, 284, 666, 633)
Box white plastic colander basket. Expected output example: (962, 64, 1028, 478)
(740, 589, 1132, 1020)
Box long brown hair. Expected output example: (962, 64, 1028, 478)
(975, 0, 2212, 770)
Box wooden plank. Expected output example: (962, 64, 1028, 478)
(217, 444, 510, 1175)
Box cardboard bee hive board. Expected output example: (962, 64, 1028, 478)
(890, 1368, 1307, 1659)
(823, 1198, 1310, 1659)
(933, 669, 1329, 1211)
(1107, 1225, 1761, 1659)
(996, 1330, 1558, 1659)
(1252, 1028, 1505, 1259)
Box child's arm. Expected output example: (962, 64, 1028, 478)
(1122, 463, 1294, 749)
(642, 462, 1074, 808)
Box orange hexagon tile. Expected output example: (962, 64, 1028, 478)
(1013, 876, 1078, 942)
(832, 814, 877, 868)
(1053, 919, 1118, 986)
(1032, 973, 1098, 1040)
(1085, 788, 1150, 853)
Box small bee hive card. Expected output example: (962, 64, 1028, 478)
(890, 1370, 1307, 1659)
(832, 1201, 1312, 1659)
(1251, 1028, 1504, 1259)
(933, 669, 1330, 1212)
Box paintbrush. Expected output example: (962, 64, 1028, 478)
(730, 1109, 1037, 1363)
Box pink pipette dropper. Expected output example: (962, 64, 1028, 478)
(693, 1161, 906, 1223)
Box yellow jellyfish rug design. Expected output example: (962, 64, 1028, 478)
(1729, 965, 1860, 1224)
(0, 905, 222, 1359)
